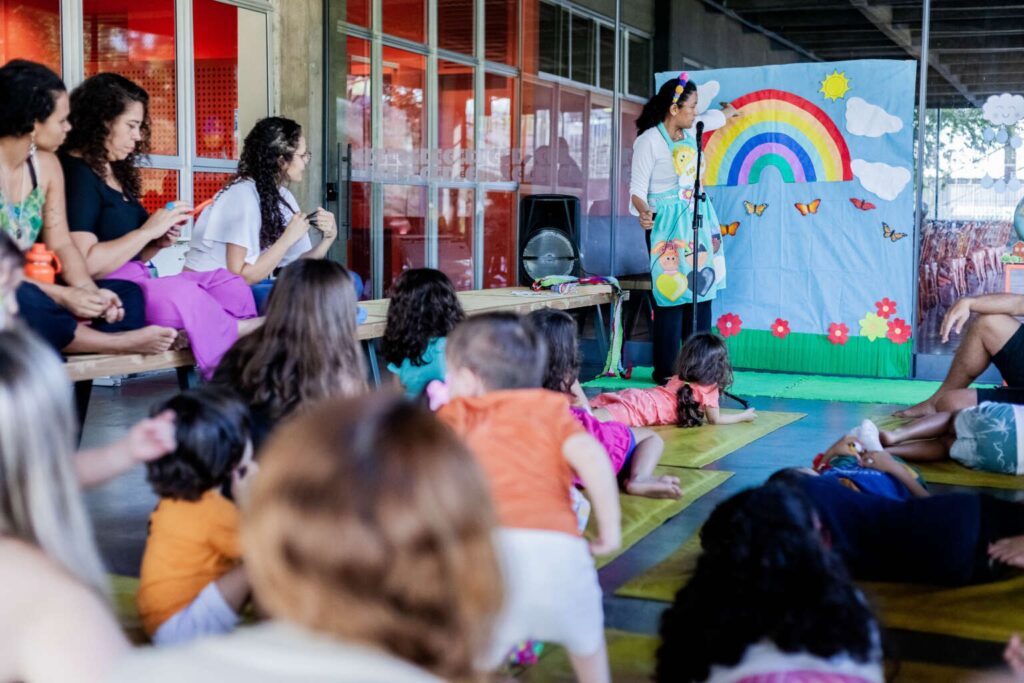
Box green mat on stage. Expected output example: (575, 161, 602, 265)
(588, 469, 731, 569)
(517, 629, 981, 682)
(584, 369, 991, 406)
(653, 411, 805, 468)
(616, 533, 1024, 643)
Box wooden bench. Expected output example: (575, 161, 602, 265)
(66, 284, 615, 424)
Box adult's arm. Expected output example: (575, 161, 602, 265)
(37, 152, 99, 290)
(300, 208, 338, 260)
(628, 135, 654, 218)
(69, 206, 191, 278)
(225, 212, 311, 285)
(941, 294, 1024, 342)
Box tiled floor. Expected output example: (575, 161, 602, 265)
(83, 372, 1015, 670)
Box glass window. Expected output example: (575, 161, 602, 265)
(521, 79, 553, 189)
(0, 0, 61, 74)
(438, 187, 474, 290)
(342, 37, 372, 173)
(598, 24, 615, 92)
(382, 0, 425, 43)
(347, 181, 371, 297)
(537, 1, 567, 78)
(347, 0, 370, 28)
(626, 32, 651, 98)
(139, 168, 178, 214)
(485, 0, 517, 66)
(556, 87, 586, 194)
(383, 184, 427, 292)
(84, 0, 178, 156)
(192, 171, 232, 206)
(484, 191, 515, 288)
(584, 93, 612, 274)
(481, 72, 515, 182)
(438, 0, 473, 55)
(382, 47, 427, 181)
(193, 1, 269, 160)
(438, 60, 474, 181)
(570, 14, 595, 87)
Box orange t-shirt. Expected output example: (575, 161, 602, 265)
(439, 389, 583, 536)
(137, 490, 241, 635)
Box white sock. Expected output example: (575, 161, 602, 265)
(848, 419, 883, 452)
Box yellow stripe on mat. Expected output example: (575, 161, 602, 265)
(517, 629, 980, 682)
(587, 469, 732, 569)
(654, 410, 805, 468)
(616, 532, 1024, 643)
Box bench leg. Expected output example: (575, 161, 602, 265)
(176, 365, 199, 390)
(365, 340, 382, 387)
(593, 303, 609, 360)
(75, 380, 93, 444)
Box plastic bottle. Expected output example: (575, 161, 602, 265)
(24, 243, 62, 284)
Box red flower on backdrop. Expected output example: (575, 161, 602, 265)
(771, 318, 791, 339)
(887, 317, 911, 344)
(828, 322, 850, 345)
(717, 313, 742, 337)
(875, 297, 897, 319)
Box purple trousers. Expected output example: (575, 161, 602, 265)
(109, 262, 256, 376)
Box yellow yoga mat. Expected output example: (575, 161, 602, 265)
(109, 574, 148, 644)
(872, 415, 1024, 491)
(517, 629, 981, 682)
(654, 410, 805, 468)
(586, 469, 732, 570)
(616, 532, 1024, 643)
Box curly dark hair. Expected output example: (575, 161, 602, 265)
(63, 73, 151, 199)
(145, 386, 251, 502)
(674, 332, 733, 427)
(525, 308, 580, 394)
(229, 117, 303, 250)
(656, 482, 881, 682)
(0, 59, 66, 138)
(636, 77, 697, 136)
(381, 268, 465, 367)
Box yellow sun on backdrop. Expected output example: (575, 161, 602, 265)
(820, 70, 851, 101)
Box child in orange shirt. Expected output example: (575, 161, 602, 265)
(137, 386, 257, 646)
(438, 312, 620, 683)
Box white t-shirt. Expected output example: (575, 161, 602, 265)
(107, 622, 445, 683)
(184, 179, 312, 272)
(628, 110, 726, 216)
(704, 641, 884, 683)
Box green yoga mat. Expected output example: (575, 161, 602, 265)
(585, 369, 992, 406)
(654, 410, 805, 468)
(518, 629, 981, 682)
(616, 532, 1024, 643)
(587, 469, 732, 569)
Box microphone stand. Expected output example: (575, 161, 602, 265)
(690, 120, 705, 339)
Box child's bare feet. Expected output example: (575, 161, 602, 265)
(626, 476, 682, 499)
(108, 326, 177, 354)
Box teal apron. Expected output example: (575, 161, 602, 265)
(648, 123, 725, 308)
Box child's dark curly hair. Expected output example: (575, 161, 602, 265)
(656, 482, 881, 682)
(525, 308, 580, 394)
(382, 268, 465, 367)
(675, 332, 733, 427)
(63, 73, 151, 199)
(0, 59, 66, 138)
(145, 386, 251, 501)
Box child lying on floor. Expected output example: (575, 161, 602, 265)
(526, 309, 680, 500)
(812, 420, 929, 500)
(590, 332, 756, 428)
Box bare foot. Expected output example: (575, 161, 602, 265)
(626, 477, 683, 499)
(879, 429, 896, 447)
(894, 399, 937, 418)
(108, 326, 178, 354)
(657, 474, 681, 486)
(171, 330, 191, 351)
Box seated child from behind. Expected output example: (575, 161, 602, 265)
(137, 386, 257, 646)
(526, 308, 680, 500)
(438, 312, 620, 683)
(591, 332, 756, 428)
(381, 268, 465, 397)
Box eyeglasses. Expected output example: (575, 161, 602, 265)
(298, 152, 313, 163)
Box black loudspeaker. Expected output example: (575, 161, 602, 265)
(518, 194, 581, 285)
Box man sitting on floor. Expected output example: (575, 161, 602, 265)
(897, 293, 1024, 418)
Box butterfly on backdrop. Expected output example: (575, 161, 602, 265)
(882, 223, 907, 242)
(794, 199, 821, 216)
(743, 200, 768, 216)
(849, 197, 877, 211)
(719, 222, 740, 236)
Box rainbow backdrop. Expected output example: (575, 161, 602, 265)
(701, 89, 853, 187)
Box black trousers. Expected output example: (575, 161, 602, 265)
(645, 228, 713, 384)
(16, 279, 146, 352)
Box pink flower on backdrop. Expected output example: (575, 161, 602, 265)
(771, 318, 791, 339)
(887, 317, 911, 344)
(717, 313, 742, 337)
(828, 322, 850, 345)
(875, 297, 897, 319)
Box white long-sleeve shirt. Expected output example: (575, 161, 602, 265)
(628, 110, 726, 216)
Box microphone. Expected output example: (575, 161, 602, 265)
(695, 120, 704, 144)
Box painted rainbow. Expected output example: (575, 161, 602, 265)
(701, 89, 853, 186)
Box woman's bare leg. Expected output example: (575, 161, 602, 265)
(63, 324, 177, 355)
